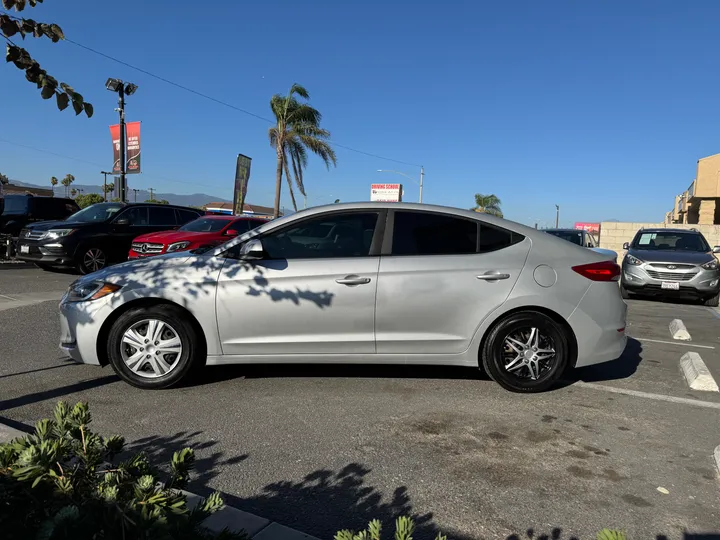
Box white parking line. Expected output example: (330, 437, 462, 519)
(669, 319, 692, 341)
(714, 445, 720, 476)
(680, 352, 720, 392)
(630, 337, 715, 350)
(0, 291, 64, 312)
(574, 381, 720, 410)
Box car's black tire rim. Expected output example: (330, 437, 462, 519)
(502, 327, 557, 381)
(83, 248, 106, 272)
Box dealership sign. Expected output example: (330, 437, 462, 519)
(574, 222, 601, 235)
(109, 122, 142, 174)
(371, 183, 402, 202)
(233, 154, 252, 215)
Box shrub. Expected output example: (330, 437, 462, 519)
(0, 401, 247, 540)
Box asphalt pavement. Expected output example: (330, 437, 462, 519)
(0, 267, 719, 540)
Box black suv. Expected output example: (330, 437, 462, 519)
(0, 195, 79, 238)
(16, 202, 203, 274)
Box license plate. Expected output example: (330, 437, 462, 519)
(661, 281, 680, 290)
(19, 245, 29, 254)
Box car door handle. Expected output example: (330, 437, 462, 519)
(476, 272, 510, 281)
(336, 275, 371, 286)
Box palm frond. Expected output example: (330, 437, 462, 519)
(291, 122, 330, 140)
(288, 83, 310, 101)
(289, 145, 306, 196)
(268, 127, 279, 148)
(287, 104, 322, 126)
(298, 135, 337, 168)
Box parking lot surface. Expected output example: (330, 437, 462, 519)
(1, 267, 719, 539)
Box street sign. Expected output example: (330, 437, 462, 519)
(371, 183, 403, 202)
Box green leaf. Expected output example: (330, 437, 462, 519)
(40, 84, 54, 99)
(56, 92, 69, 111)
(14, 0, 25, 11)
(59, 82, 74, 95)
(0, 17, 20, 37)
(597, 530, 627, 540)
(71, 99, 83, 115)
(83, 102, 93, 118)
(49, 23, 64, 41)
(2, 1, 17, 12)
(6, 44, 21, 63)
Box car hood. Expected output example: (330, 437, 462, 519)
(629, 249, 714, 265)
(133, 230, 216, 244)
(25, 220, 97, 232)
(74, 251, 198, 285)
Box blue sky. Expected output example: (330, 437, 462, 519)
(1, 0, 719, 225)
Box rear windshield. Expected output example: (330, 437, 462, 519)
(1, 196, 29, 215)
(632, 231, 709, 252)
(179, 217, 231, 232)
(67, 202, 124, 223)
(545, 230, 583, 246)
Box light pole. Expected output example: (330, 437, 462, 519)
(101, 171, 112, 201)
(555, 205, 560, 228)
(105, 78, 138, 203)
(376, 167, 424, 203)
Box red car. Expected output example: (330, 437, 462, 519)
(129, 215, 267, 259)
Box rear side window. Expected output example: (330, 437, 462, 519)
(176, 209, 200, 224)
(479, 224, 524, 253)
(149, 206, 177, 226)
(391, 211, 478, 256)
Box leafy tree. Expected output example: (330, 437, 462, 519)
(60, 173, 74, 197)
(103, 182, 114, 194)
(50, 175, 58, 196)
(70, 188, 77, 197)
(268, 83, 336, 217)
(0, 401, 244, 539)
(1, 0, 92, 117)
(471, 193, 503, 217)
(74, 193, 104, 208)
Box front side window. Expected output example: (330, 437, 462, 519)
(119, 207, 149, 226)
(632, 231, 709, 252)
(391, 211, 477, 256)
(262, 212, 379, 259)
(149, 207, 177, 226)
(180, 218, 232, 232)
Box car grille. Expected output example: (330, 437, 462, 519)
(21, 229, 45, 240)
(651, 263, 695, 270)
(645, 270, 697, 281)
(131, 242, 164, 254)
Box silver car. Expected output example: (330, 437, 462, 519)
(620, 228, 720, 305)
(59, 203, 628, 392)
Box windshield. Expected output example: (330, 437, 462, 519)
(1, 196, 29, 215)
(545, 230, 584, 246)
(179, 217, 231, 232)
(632, 231, 710, 252)
(66, 202, 124, 223)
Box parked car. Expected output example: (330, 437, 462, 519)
(129, 215, 266, 259)
(0, 195, 79, 238)
(58, 203, 627, 392)
(620, 228, 720, 305)
(543, 228, 618, 262)
(16, 202, 202, 274)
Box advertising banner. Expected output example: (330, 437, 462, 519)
(109, 124, 121, 174)
(574, 222, 601, 235)
(371, 183, 402, 202)
(125, 121, 141, 174)
(233, 154, 252, 215)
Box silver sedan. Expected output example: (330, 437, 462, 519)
(59, 203, 627, 392)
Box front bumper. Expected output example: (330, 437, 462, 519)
(59, 294, 115, 366)
(16, 241, 74, 266)
(622, 264, 720, 298)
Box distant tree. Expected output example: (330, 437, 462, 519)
(70, 188, 77, 197)
(50, 175, 58, 196)
(471, 193, 503, 217)
(102, 182, 114, 195)
(75, 193, 104, 208)
(60, 173, 75, 197)
(1, 1, 92, 116)
(334, 199, 340, 203)
(0, 172, 8, 185)
(145, 199, 169, 205)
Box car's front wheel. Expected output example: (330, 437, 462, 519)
(107, 305, 203, 389)
(76, 246, 108, 275)
(482, 311, 569, 393)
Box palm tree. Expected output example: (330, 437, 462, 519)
(268, 83, 336, 217)
(50, 176, 58, 197)
(60, 174, 75, 197)
(472, 193, 503, 217)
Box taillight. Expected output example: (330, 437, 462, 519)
(572, 261, 621, 282)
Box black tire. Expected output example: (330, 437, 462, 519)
(107, 305, 203, 389)
(481, 311, 569, 393)
(704, 293, 720, 307)
(76, 246, 108, 275)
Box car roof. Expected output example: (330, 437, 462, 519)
(637, 228, 701, 234)
(124, 202, 200, 211)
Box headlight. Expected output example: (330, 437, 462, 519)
(702, 259, 718, 270)
(166, 241, 191, 253)
(44, 229, 75, 240)
(66, 281, 121, 302)
(625, 254, 643, 266)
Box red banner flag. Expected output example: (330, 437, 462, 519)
(109, 124, 121, 174)
(125, 121, 141, 174)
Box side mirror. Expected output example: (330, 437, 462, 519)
(240, 239, 265, 259)
(114, 218, 130, 226)
(225, 229, 239, 237)
(713, 246, 720, 254)
(622, 242, 630, 250)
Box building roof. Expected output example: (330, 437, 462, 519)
(4, 183, 53, 197)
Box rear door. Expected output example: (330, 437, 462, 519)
(375, 210, 529, 356)
(108, 206, 152, 260)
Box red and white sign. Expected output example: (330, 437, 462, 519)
(371, 183, 402, 202)
(574, 222, 601, 235)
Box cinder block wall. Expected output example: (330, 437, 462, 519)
(599, 222, 720, 257)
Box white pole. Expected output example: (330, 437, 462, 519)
(419, 166, 424, 203)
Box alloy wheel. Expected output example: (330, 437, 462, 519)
(120, 319, 183, 379)
(83, 248, 106, 272)
(502, 327, 556, 380)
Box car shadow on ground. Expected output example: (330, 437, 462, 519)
(561, 337, 643, 386)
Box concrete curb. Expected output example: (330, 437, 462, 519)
(670, 319, 692, 341)
(0, 420, 319, 540)
(714, 445, 720, 477)
(680, 352, 719, 392)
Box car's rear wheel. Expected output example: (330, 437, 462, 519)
(482, 311, 569, 393)
(76, 246, 107, 275)
(704, 293, 720, 307)
(107, 305, 202, 389)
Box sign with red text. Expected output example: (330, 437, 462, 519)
(574, 222, 601, 235)
(110, 124, 121, 174)
(125, 121, 141, 174)
(371, 183, 402, 202)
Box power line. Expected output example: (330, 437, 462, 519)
(63, 38, 422, 168)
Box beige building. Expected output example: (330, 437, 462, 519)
(666, 153, 720, 225)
